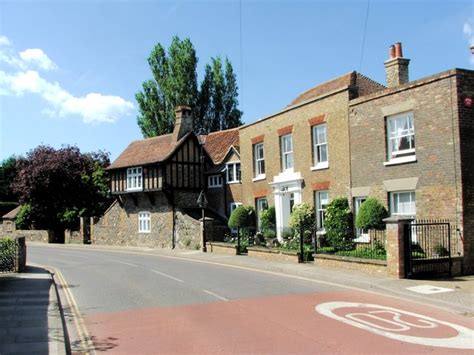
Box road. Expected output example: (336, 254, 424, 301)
(29, 244, 474, 354)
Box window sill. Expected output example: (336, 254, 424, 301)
(208, 185, 222, 189)
(138, 231, 151, 234)
(311, 164, 329, 171)
(384, 155, 417, 166)
(227, 181, 241, 185)
(126, 188, 143, 192)
(252, 175, 266, 182)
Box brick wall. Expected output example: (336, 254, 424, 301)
(239, 89, 352, 209)
(456, 70, 474, 272)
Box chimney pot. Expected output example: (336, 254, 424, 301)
(394, 42, 403, 58)
(389, 45, 396, 59)
(172, 105, 193, 141)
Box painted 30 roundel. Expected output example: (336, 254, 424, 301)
(315, 302, 474, 349)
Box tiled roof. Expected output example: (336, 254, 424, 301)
(107, 133, 189, 170)
(203, 128, 240, 164)
(288, 71, 385, 106)
(2, 205, 20, 220)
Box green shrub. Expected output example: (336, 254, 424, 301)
(15, 204, 32, 230)
(356, 198, 388, 230)
(0, 237, 16, 272)
(259, 206, 275, 231)
(288, 203, 315, 243)
(324, 197, 353, 251)
(263, 228, 276, 239)
(228, 206, 256, 229)
(433, 244, 449, 257)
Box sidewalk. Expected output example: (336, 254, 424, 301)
(0, 265, 67, 355)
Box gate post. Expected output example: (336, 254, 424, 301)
(384, 216, 413, 278)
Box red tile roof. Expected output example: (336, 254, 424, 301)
(203, 128, 240, 164)
(288, 71, 385, 106)
(107, 133, 189, 170)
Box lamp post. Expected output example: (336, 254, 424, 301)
(197, 190, 208, 252)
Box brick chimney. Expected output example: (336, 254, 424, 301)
(384, 42, 410, 88)
(172, 106, 193, 142)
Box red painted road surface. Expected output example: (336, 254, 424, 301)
(85, 291, 474, 354)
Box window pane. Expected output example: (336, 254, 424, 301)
(228, 165, 234, 181)
(319, 145, 327, 163)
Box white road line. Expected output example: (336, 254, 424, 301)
(151, 269, 184, 283)
(107, 259, 138, 267)
(202, 289, 228, 301)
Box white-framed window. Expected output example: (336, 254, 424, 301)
(281, 134, 293, 171)
(208, 175, 223, 188)
(127, 167, 142, 191)
(256, 197, 268, 229)
(312, 124, 328, 169)
(390, 191, 416, 217)
(226, 162, 241, 184)
(386, 112, 415, 162)
(354, 197, 369, 243)
(315, 190, 329, 230)
(254, 143, 265, 178)
(138, 211, 151, 233)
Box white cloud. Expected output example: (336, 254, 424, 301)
(463, 21, 474, 65)
(0, 70, 134, 123)
(19, 48, 57, 71)
(0, 35, 11, 47)
(0, 37, 134, 123)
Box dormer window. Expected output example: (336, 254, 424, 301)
(127, 167, 142, 191)
(227, 162, 241, 184)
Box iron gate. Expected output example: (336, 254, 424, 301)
(404, 221, 452, 278)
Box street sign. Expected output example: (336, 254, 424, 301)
(197, 190, 208, 208)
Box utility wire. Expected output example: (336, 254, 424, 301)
(239, 0, 243, 111)
(359, 0, 371, 72)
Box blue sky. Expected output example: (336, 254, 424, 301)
(1, 0, 473, 162)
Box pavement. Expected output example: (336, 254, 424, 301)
(0, 265, 67, 355)
(1, 242, 473, 354)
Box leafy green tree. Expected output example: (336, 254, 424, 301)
(15, 204, 31, 230)
(324, 197, 353, 251)
(356, 197, 388, 230)
(0, 156, 18, 202)
(136, 37, 242, 137)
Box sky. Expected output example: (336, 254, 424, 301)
(1, 0, 473, 162)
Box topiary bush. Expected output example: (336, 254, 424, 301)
(324, 197, 354, 251)
(289, 203, 315, 243)
(0, 237, 16, 272)
(259, 206, 275, 232)
(228, 206, 256, 229)
(356, 198, 388, 230)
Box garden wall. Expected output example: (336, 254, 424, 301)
(313, 253, 387, 274)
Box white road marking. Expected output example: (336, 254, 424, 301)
(316, 302, 474, 349)
(151, 269, 183, 283)
(202, 289, 228, 301)
(406, 285, 454, 294)
(107, 259, 138, 267)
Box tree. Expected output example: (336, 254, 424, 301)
(13, 145, 111, 234)
(136, 37, 242, 137)
(356, 197, 388, 230)
(228, 206, 255, 230)
(0, 156, 18, 202)
(324, 197, 353, 251)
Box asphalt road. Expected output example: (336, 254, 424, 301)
(28, 244, 474, 354)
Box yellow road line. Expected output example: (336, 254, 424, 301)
(50, 266, 95, 355)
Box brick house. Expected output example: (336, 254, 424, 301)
(238, 42, 473, 272)
(239, 71, 384, 239)
(349, 44, 474, 272)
